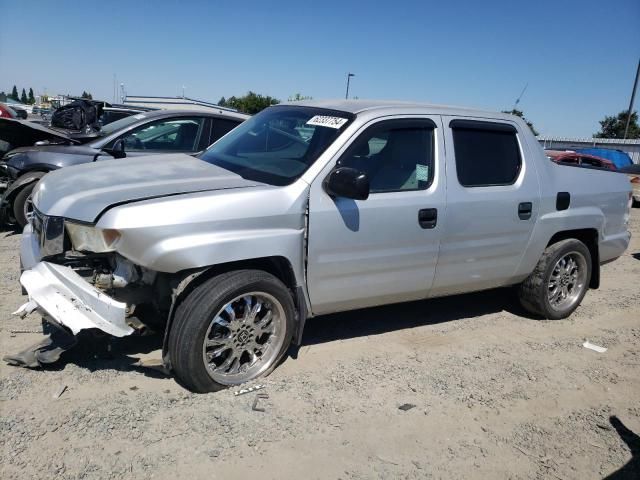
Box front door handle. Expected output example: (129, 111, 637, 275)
(518, 202, 532, 220)
(418, 208, 438, 229)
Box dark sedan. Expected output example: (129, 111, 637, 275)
(0, 108, 248, 227)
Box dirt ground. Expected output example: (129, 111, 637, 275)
(1, 210, 638, 480)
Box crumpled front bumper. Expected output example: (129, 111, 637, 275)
(16, 261, 133, 337)
(20, 223, 40, 271)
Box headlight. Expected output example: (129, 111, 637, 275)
(3, 152, 26, 170)
(2, 152, 19, 160)
(65, 222, 121, 252)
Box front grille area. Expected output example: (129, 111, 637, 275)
(32, 208, 65, 257)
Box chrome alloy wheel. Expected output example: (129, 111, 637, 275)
(547, 252, 588, 311)
(202, 292, 286, 385)
(24, 193, 34, 222)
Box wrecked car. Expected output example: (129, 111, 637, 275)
(9, 100, 632, 392)
(0, 109, 248, 227)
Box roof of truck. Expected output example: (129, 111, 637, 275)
(282, 99, 512, 119)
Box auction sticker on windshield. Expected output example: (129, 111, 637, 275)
(306, 115, 348, 129)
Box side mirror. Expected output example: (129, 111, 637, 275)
(324, 167, 370, 200)
(105, 139, 127, 159)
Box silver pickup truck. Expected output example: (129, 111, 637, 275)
(10, 100, 632, 392)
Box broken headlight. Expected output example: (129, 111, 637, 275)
(65, 222, 121, 253)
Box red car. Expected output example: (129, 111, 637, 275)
(545, 150, 617, 171)
(0, 102, 18, 119)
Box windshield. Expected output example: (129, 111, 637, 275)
(99, 113, 148, 136)
(199, 106, 354, 185)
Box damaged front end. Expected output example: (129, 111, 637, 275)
(17, 261, 132, 337)
(7, 209, 162, 367)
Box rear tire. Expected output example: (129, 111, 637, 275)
(518, 239, 592, 320)
(168, 270, 295, 393)
(13, 183, 36, 228)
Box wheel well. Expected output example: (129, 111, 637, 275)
(160, 256, 299, 317)
(159, 256, 302, 367)
(5, 170, 48, 202)
(547, 229, 599, 289)
(194, 257, 298, 291)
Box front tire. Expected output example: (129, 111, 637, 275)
(518, 239, 592, 320)
(168, 270, 295, 393)
(13, 183, 36, 228)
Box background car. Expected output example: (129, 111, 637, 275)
(99, 105, 156, 126)
(574, 147, 633, 170)
(10, 105, 28, 119)
(545, 149, 617, 171)
(0, 102, 18, 119)
(0, 108, 249, 227)
(3, 99, 31, 118)
(619, 164, 640, 207)
(0, 104, 18, 157)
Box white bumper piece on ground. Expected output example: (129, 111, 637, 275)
(17, 261, 133, 337)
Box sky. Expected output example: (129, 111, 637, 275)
(0, 0, 638, 137)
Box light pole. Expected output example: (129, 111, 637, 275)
(345, 73, 355, 99)
(623, 58, 640, 140)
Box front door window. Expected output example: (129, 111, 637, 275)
(120, 117, 204, 152)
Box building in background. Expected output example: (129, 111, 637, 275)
(123, 95, 238, 114)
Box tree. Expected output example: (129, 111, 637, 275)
(20, 88, 28, 104)
(0, 91, 6, 102)
(502, 109, 539, 136)
(218, 91, 279, 114)
(10, 85, 18, 101)
(288, 93, 312, 102)
(28, 88, 35, 104)
(594, 110, 639, 139)
(81, 91, 93, 100)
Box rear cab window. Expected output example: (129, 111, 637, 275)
(450, 120, 522, 187)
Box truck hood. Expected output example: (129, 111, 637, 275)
(32, 154, 266, 222)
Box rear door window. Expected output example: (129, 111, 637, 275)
(450, 120, 521, 187)
(211, 118, 242, 144)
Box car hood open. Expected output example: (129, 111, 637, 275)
(0, 118, 81, 149)
(32, 154, 266, 222)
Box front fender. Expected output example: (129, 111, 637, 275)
(4, 171, 47, 202)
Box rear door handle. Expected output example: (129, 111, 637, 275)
(518, 202, 532, 220)
(418, 208, 438, 229)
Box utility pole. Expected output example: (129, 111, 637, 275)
(345, 73, 355, 99)
(623, 57, 640, 140)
